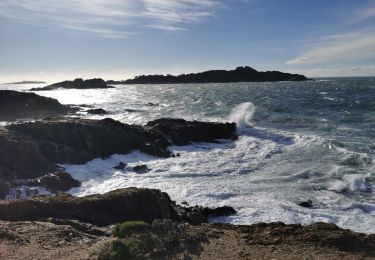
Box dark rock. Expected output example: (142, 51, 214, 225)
(6, 117, 236, 165)
(113, 162, 127, 170)
(37, 171, 80, 192)
(124, 109, 137, 113)
(109, 66, 309, 85)
(6, 117, 165, 164)
(241, 222, 375, 255)
(0, 117, 236, 198)
(0, 188, 179, 226)
(132, 165, 150, 174)
(0, 181, 11, 199)
(47, 218, 110, 237)
(299, 200, 313, 208)
(87, 108, 108, 115)
(176, 205, 237, 225)
(30, 78, 112, 91)
(0, 90, 69, 121)
(0, 188, 236, 226)
(0, 132, 57, 180)
(146, 118, 237, 145)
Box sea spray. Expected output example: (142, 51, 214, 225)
(227, 101, 255, 131)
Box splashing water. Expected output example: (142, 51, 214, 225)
(2, 78, 375, 234)
(227, 102, 255, 130)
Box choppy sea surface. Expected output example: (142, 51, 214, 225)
(2, 78, 375, 233)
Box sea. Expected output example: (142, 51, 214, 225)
(1, 77, 375, 234)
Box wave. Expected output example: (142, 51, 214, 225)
(227, 102, 255, 131)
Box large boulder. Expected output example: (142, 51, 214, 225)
(146, 118, 237, 145)
(0, 90, 69, 121)
(0, 188, 236, 226)
(30, 78, 111, 91)
(36, 171, 81, 192)
(6, 117, 169, 164)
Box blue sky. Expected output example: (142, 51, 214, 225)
(0, 0, 375, 82)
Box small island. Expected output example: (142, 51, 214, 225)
(30, 78, 112, 91)
(107, 66, 309, 85)
(4, 81, 46, 84)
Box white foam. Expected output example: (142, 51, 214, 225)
(227, 102, 255, 130)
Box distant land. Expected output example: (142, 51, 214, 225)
(30, 78, 113, 91)
(4, 81, 46, 84)
(107, 66, 309, 85)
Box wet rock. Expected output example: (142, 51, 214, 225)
(146, 118, 237, 145)
(0, 188, 236, 226)
(0, 133, 57, 181)
(37, 171, 81, 192)
(0, 188, 179, 226)
(113, 162, 127, 170)
(132, 165, 150, 174)
(6, 117, 165, 164)
(87, 108, 107, 115)
(0, 90, 69, 121)
(0, 117, 236, 198)
(30, 78, 112, 91)
(177, 205, 237, 225)
(299, 200, 313, 208)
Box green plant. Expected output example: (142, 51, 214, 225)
(98, 240, 130, 260)
(112, 221, 150, 239)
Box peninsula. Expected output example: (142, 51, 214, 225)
(107, 66, 309, 85)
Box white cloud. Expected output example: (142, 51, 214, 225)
(286, 31, 375, 65)
(0, 0, 222, 37)
(142, 0, 220, 30)
(287, 65, 375, 77)
(351, 2, 375, 23)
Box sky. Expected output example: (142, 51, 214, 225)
(0, 0, 375, 82)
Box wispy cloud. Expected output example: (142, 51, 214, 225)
(287, 65, 375, 77)
(142, 0, 221, 31)
(0, 0, 222, 37)
(286, 31, 375, 65)
(351, 1, 375, 23)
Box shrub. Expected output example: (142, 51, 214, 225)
(98, 240, 130, 260)
(112, 221, 150, 239)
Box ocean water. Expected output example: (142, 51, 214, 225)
(1, 78, 375, 233)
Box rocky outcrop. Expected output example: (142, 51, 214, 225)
(147, 118, 237, 145)
(36, 171, 81, 192)
(87, 108, 107, 114)
(0, 188, 235, 226)
(6, 118, 171, 164)
(0, 90, 69, 121)
(30, 78, 112, 91)
(108, 66, 309, 85)
(6, 117, 237, 164)
(0, 117, 237, 198)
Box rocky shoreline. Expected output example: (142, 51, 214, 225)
(0, 89, 374, 259)
(1, 187, 374, 259)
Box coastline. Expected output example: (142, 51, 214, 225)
(0, 86, 374, 259)
(0, 187, 374, 259)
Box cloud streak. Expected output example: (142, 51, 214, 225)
(0, 0, 222, 37)
(142, 0, 221, 31)
(286, 32, 375, 65)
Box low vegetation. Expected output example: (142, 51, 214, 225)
(98, 219, 207, 260)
